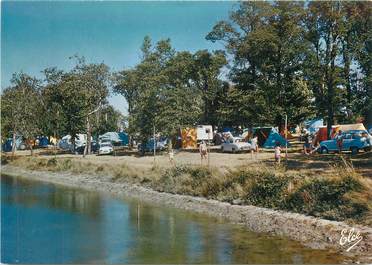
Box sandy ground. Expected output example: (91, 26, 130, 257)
(13, 148, 372, 177)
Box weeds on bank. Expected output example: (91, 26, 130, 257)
(152, 163, 371, 224)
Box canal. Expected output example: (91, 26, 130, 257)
(1, 174, 348, 263)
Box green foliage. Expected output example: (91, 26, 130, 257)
(207, 1, 371, 128)
(2, 1, 371, 147)
(207, 2, 315, 127)
(1, 73, 42, 153)
(283, 175, 368, 221)
(113, 37, 227, 143)
(244, 173, 290, 208)
(155, 165, 370, 222)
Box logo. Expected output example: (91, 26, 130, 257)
(339, 228, 363, 252)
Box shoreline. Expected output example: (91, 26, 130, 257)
(1, 164, 372, 262)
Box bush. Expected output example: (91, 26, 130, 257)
(243, 172, 291, 208)
(47, 158, 57, 167)
(283, 175, 368, 221)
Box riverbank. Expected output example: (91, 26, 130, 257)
(2, 161, 372, 262)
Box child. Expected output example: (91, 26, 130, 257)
(199, 141, 208, 160)
(250, 135, 258, 159)
(274, 142, 281, 164)
(169, 148, 174, 164)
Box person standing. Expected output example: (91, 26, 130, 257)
(169, 148, 175, 165)
(199, 141, 208, 161)
(274, 142, 281, 165)
(303, 133, 311, 155)
(335, 130, 343, 153)
(250, 135, 258, 159)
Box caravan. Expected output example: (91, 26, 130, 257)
(196, 125, 213, 142)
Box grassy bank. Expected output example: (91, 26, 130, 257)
(3, 155, 372, 226)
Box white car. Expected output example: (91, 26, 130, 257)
(98, 143, 113, 155)
(221, 137, 252, 153)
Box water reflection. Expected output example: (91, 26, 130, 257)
(1, 174, 347, 264)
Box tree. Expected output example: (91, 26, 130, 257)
(92, 105, 124, 136)
(191, 50, 227, 127)
(72, 58, 110, 155)
(207, 2, 314, 128)
(1, 73, 41, 156)
(114, 37, 204, 146)
(40, 67, 66, 141)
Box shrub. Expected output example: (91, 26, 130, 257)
(283, 175, 368, 221)
(243, 172, 290, 208)
(47, 158, 57, 167)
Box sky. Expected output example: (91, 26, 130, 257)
(1, 1, 236, 114)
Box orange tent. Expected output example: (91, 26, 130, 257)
(181, 128, 197, 149)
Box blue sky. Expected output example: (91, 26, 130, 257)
(1, 1, 236, 114)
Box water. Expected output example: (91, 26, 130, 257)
(1, 174, 348, 264)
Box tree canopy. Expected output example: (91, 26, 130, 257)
(2, 1, 371, 151)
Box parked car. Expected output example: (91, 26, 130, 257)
(221, 137, 252, 153)
(75, 141, 99, 155)
(98, 142, 114, 155)
(319, 130, 371, 154)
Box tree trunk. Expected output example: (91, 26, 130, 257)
(29, 142, 33, 156)
(87, 118, 92, 155)
(11, 132, 16, 159)
(342, 38, 352, 119)
(83, 117, 91, 157)
(71, 134, 76, 154)
(54, 130, 57, 159)
(326, 48, 336, 140)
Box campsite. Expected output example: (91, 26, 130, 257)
(1, 1, 372, 264)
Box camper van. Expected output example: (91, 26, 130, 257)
(196, 125, 213, 142)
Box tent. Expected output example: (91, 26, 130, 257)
(263, 129, 290, 148)
(99, 132, 128, 146)
(304, 118, 324, 134)
(252, 127, 272, 147)
(39, 137, 49, 147)
(58, 134, 89, 150)
(181, 128, 197, 149)
(335, 123, 366, 132)
(1, 137, 24, 152)
(118, 132, 129, 146)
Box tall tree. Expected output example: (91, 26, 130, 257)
(191, 50, 227, 127)
(207, 2, 314, 128)
(1, 73, 41, 156)
(70, 57, 110, 155)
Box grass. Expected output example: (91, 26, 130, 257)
(3, 154, 371, 226)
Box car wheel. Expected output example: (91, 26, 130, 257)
(363, 146, 371, 152)
(221, 146, 224, 152)
(232, 148, 236, 154)
(350, 146, 359, 155)
(320, 146, 328, 154)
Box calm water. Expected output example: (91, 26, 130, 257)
(1, 174, 348, 264)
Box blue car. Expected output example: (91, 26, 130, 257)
(319, 130, 372, 154)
